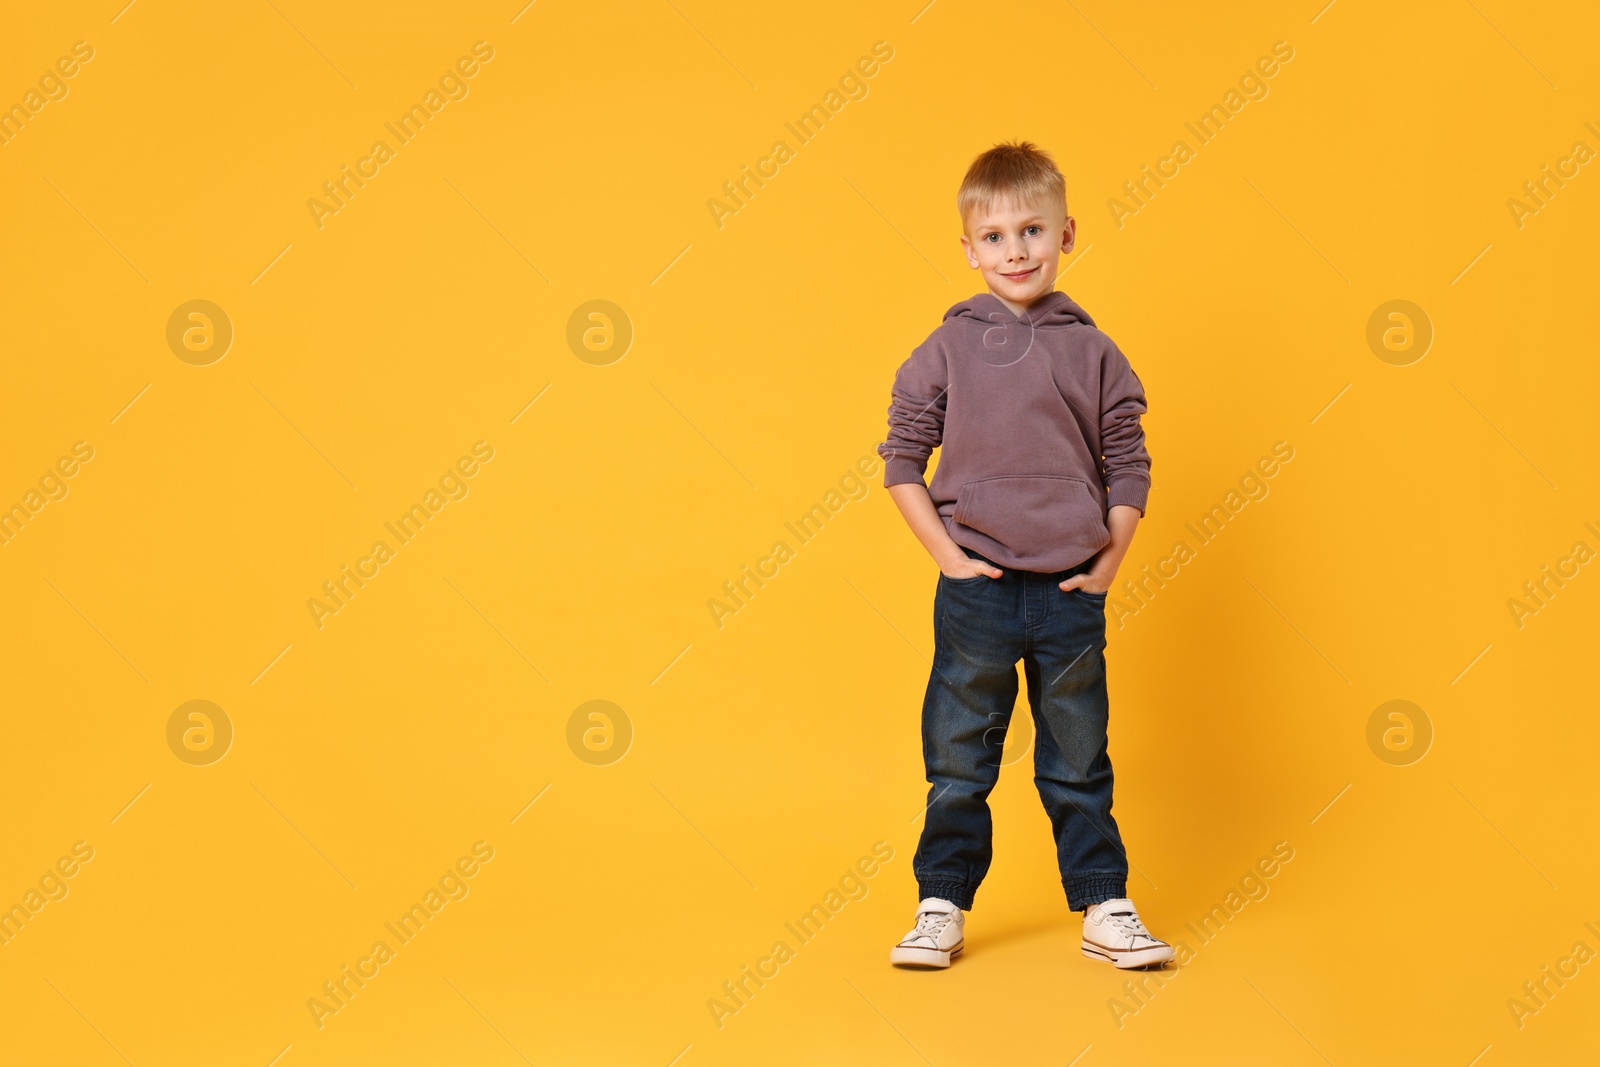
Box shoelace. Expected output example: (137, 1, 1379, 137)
(1101, 910, 1152, 942)
(913, 910, 952, 938)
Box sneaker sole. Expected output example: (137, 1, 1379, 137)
(889, 941, 963, 968)
(1081, 939, 1174, 969)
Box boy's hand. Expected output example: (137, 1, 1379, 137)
(886, 483, 1009, 581)
(1058, 506, 1142, 594)
(940, 555, 1004, 581)
(1058, 567, 1114, 594)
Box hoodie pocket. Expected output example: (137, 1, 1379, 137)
(953, 475, 1108, 561)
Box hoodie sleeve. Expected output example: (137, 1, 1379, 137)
(1099, 340, 1152, 513)
(877, 340, 948, 488)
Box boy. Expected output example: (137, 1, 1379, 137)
(877, 140, 1172, 970)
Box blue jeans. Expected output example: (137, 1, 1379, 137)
(912, 545, 1129, 913)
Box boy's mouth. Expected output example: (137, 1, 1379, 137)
(999, 266, 1039, 281)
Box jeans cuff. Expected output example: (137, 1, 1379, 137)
(1064, 874, 1127, 912)
(917, 881, 977, 911)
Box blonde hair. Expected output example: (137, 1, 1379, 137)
(956, 139, 1067, 230)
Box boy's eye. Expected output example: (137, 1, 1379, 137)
(984, 233, 1000, 242)
(1025, 225, 1041, 236)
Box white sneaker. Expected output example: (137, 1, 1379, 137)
(889, 897, 965, 968)
(1081, 898, 1174, 969)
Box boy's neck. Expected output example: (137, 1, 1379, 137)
(989, 287, 1053, 320)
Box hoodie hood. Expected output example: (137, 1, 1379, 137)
(945, 290, 1096, 330)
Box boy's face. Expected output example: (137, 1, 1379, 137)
(960, 194, 1075, 316)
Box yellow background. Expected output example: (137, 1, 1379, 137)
(3, 0, 1597, 1063)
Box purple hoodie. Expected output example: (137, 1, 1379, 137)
(877, 290, 1151, 573)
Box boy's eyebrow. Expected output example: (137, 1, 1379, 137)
(975, 215, 1046, 230)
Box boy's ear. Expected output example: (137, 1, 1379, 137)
(1059, 216, 1076, 255)
(959, 232, 980, 268)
